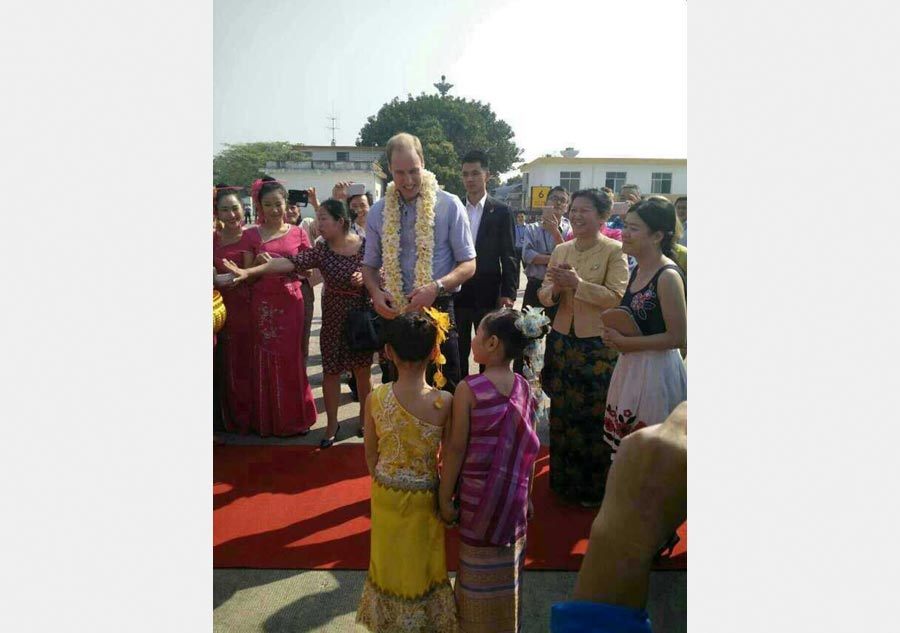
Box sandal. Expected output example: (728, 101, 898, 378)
(320, 424, 341, 449)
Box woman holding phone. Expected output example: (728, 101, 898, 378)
(213, 185, 255, 434)
(332, 181, 372, 236)
(239, 177, 318, 437)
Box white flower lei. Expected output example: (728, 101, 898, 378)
(381, 169, 437, 311)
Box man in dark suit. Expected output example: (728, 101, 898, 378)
(455, 150, 519, 377)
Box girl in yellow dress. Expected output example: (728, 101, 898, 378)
(356, 310, 458, 632)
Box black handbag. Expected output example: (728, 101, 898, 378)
(345, 307, 382, 353)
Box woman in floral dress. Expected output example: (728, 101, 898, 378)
(600, 197, 687, 454)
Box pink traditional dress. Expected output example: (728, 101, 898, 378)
(214, 229, 256, 434)
(245, 226, 318, 436)
(455, 373, 539, 633)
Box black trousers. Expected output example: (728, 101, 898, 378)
(513, 277, 558, 376)
(455, 302, 490, 378)
(380, 296, 462, 394)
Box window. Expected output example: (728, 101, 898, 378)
(651, 172, 672, 194)
(560, 171, 580, 192)
(605, 172, 626, 192)
(336, 151, 350, 162)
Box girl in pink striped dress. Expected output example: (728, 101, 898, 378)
(440, 308, 543, 633)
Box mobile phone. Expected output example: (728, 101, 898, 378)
(611, 201, 630, 216)
(288, 189, 309, 206)
(215, 273, 234, 285)
(347, 183, 366, 197)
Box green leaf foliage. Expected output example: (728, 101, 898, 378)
(212, 142, 311, 189)
(358, 94, 523, 199)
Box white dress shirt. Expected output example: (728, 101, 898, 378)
(465, 193, 487, 243)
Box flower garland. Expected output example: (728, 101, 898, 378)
(381, 170, 438, 311)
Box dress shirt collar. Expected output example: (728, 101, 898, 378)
(465, 193, 487, 212)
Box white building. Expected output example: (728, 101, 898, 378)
(264, 145, 386, 218)
(519, 153, 687, 209)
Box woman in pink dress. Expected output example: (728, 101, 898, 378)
(242, 177, 318, 436)
(213, 185, 256, 434)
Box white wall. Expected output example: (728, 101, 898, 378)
(524, 160, 687, 206)
(306, 148, 383, 162)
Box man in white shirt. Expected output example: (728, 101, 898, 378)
(454, 149, 518, 376)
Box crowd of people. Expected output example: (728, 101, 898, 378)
(213, 131, 687, 631)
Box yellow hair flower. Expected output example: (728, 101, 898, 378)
(423, 307, 450, 345)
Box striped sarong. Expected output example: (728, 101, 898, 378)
(455, 535, 527, 633)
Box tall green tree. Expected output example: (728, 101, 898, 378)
(358, 94, 522, 199)
(213, 142, 311, 189)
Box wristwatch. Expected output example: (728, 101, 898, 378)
(434, 279, 448, 297)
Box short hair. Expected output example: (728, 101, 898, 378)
(319, 198, 351, 234)
(347, 190, 374, 217)
(571, 188, 613, 217)
(548, 186, 569, 198)
(382, 312, 438, 363)
(461, 149, 489, 170)
(674, 196, 687, 205)
(621, 184, 641, 195)
(626, 197, 678, 257)
(386, 132, 425, 169)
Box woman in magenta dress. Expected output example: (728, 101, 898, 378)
(440, 308, 543, 633)
(242, 177, 318, 436)
(225, 199, 374, 447)
(213, 185, 255, 434)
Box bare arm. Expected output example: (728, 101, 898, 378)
(439, 258, 476, 290)
(572, 402, 687, 607)
(537, 246, 562, 306)
(222, 256, 296, 284)
(612, 269, 686, 353)
(363, 393, 378, 476)
(439, 381, 472, 512)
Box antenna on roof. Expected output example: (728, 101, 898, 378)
(326, 104, 340, 146)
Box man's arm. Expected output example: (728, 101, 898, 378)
(496, 204, 518, 304)
(361, 202, 400, 319)
(521, 224, 549, 266)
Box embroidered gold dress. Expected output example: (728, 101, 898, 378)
(356, 384, 458, 632)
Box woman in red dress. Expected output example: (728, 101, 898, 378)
(242, 177, 318, 436)
(213, 186, 255, 434)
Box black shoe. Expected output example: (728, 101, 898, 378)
(319, 424, 341, 449)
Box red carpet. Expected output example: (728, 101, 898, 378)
(214, 444, 686, 571)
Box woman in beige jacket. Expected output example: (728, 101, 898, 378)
(538, 188, 629, 507)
